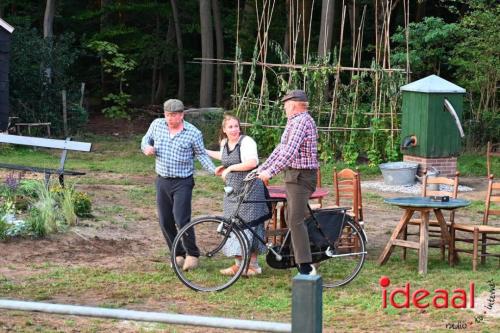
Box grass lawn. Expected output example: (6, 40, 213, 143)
(0, 135, 499, 332)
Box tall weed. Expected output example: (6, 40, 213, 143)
(30, 181, 60, 235)
(61, 186, 77, 226)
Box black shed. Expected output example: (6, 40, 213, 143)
(0, 18, 14, 132)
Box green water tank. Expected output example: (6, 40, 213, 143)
(400, 75, 466, 157)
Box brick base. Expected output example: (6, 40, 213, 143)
(403, 155, 458, 177)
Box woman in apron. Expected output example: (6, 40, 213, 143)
(207, 114, 269, 276)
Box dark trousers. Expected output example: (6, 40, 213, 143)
(284, 169, 317, 264)
(156, 176, 199, 257)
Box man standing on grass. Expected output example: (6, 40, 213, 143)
(141, 99, 216, 271)
(257, 90, 319, 275)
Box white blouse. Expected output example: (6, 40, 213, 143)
(220, 136, 259, 165)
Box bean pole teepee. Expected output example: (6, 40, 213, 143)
(197, 0, 411, 166)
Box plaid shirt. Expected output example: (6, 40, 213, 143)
(141, 119, 216, 178)
(259, 111, 318, 178)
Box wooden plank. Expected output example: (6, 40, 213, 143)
(0, 134, 91, 152)
(378, 209, 414, 265)
(418, 211, 429, 274)
(391, 239, 420, 249)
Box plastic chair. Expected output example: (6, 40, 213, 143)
(402, 171, 460, 261)
(451, 175, 500, 271)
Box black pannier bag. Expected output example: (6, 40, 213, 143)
(306, 209, 348, 248)
(266, 209, 350, 269)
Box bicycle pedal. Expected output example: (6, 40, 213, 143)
(325, 246, 336, 257)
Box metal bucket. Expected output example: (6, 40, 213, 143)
(426, 167, 440, 191)
(379, 162, 419, 186)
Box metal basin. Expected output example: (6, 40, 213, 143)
(379, 162, 419, 186)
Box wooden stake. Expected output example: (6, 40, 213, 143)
(62, 89, 68, 137)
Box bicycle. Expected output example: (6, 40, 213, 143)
(171, 171, 367, 292)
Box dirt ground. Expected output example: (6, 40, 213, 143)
(0, 169, 495, 332)
(0, 114, 497, 332)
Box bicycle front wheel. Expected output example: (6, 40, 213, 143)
(171, 217, 249, 292)
(319, 219, 366, 288)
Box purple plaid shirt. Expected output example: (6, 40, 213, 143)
(259, 111, 318, 178)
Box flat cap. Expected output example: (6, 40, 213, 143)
(163, 99, 184, 112)
(281, 89, 308, 102)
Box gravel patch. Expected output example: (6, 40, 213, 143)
(362, 181, 473, 194)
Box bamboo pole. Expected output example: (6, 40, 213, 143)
(191, 59, 405, 73)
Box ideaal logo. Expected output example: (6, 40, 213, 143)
(380, 276, 497, 330)
(379, 276, 475, 309)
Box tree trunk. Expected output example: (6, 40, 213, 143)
(170, 0, 185, 100)
(284, 0, 291, 57)
(43, 0, 55, 38)
(155, 17, 176, 103)
(211, 0, 224, 106)
(199, 0, 214, 107)
(151, 12, 160, 104)
(100, 0, 113, 97)
(100, 0, 112, 31)
(300, 0, 313, 64)
(318, 0, 335, 59)
(347, 0, 359, 62)
(415, 0, 426, 22)
(43, 0, 55, 84)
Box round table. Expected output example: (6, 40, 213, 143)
(378, 196, 470, 274)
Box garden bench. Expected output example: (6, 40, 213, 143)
(15, 122, 52, 136)
(0, 134, 92, 186)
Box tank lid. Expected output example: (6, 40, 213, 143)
(400, 75, 466, 93)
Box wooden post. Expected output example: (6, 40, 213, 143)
(292, 275, 322, 333)
(79, 82, 85, 107)
(62, 89, 68, 137)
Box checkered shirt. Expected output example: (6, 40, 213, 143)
(259, 111, 318, 178)
(141, 119, 216, 178)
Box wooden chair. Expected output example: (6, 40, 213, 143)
(332, 167, 363, 224)
(451, 175, 500, 271)
(402, 171, 460, 261)
(487, 141, 500, 178)
(309, 167, 323, 209)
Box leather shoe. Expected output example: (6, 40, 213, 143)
(182, 255, 199, 271)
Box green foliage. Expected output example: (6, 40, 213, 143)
(0, 216, 7, 240)
(102, 92, 132, 119)
(449, 1, 499, 146)
(26, 208, 47, 238)
(72, 191, 92, 218)
(392, 17, 460, 76)
(86, 41, 137, 119)
(61, 187, 77, 226)
(0, 176, 92, 239)
(31, 181, 60, 234)
(9, 22, 87, 134)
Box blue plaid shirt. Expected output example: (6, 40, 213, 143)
(141, 119, 216, 178)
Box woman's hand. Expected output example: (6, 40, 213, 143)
(215, 165, 225, 176)
(221, 167, 232, 181)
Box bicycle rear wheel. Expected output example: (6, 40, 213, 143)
(318, 219, 366, 288)
(171, 217, 249, 292)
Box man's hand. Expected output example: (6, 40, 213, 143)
(257, 170, 271, 184)
(143, 145, 155, 156)
(214, 165, 225, 176)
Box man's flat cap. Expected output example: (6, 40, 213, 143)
(281, 89, 308, 102)
(164, 99, 184, 112)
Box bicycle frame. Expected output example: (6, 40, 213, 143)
(221, 173, 367, 264)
